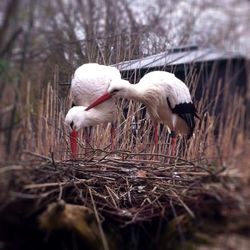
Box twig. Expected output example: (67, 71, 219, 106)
(24, 179, 90, 189)
(23, 151, 53, 162)
(50, 152, 57, 169)
(171, 190, 195, 218)
(105, 186, 118, 208)
(170, 199, 186, 246)
(89, 188, 109, 250)
(0, 165, 24, 174)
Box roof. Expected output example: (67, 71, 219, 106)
(113, 46, 244, 72)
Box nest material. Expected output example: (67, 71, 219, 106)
(1, 150, 228, 226)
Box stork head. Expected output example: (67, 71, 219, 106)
(65, 106, 88, 158)
(108, 79, 131, 97)
(65, 106, 89, 131)
(85, 80, 131, 111)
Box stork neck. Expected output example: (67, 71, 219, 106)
(124, 83, 143, 101)
(80, 108, 98, 127)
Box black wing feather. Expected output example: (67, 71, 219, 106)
(167, 98, 198, 139)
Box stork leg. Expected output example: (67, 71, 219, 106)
(110, 122, 116, 151)
(169, 131, 177, 156)
(70, 129, 78, 160)
(152, 123, 160, 160)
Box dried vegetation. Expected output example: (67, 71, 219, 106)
(0, 63, 249, 249)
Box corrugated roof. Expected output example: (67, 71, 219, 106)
(113, 47, 244, 71)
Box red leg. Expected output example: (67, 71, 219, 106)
(170, 131, 177, 156)
(70, 129, 78, 159)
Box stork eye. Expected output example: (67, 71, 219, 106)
(70, 121, 74, 129)
(111, 89, 119, 94)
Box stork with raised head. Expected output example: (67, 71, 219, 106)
(65, 63, 122, 157)
(85, 71, 199, 154)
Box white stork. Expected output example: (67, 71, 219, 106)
(85, 71, 199, 154)
(65, 63, 122, 157)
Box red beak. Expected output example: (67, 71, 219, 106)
(85, 92, 112, 111)
(70, 129, 78, 157)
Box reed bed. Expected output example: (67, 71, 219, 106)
(7, 70, 244, 163)
(11, 61, 246, 165)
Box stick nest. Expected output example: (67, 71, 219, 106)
(0, 150, 230, 226)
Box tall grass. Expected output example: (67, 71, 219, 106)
(0, 61, 248, 165)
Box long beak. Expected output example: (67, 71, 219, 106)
(85, 92, 112, 111)
(70, 129, 78, 157)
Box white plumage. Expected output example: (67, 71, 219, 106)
(65, 63, 121, 131)
(87, 71, 198, 138)
(71, 63, 120, 107)
(129, 71, 197, 136)
(65, 105, 114, 129)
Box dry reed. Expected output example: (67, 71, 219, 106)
(11, 63, 246, 164)
(0, 60, 248, 230)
